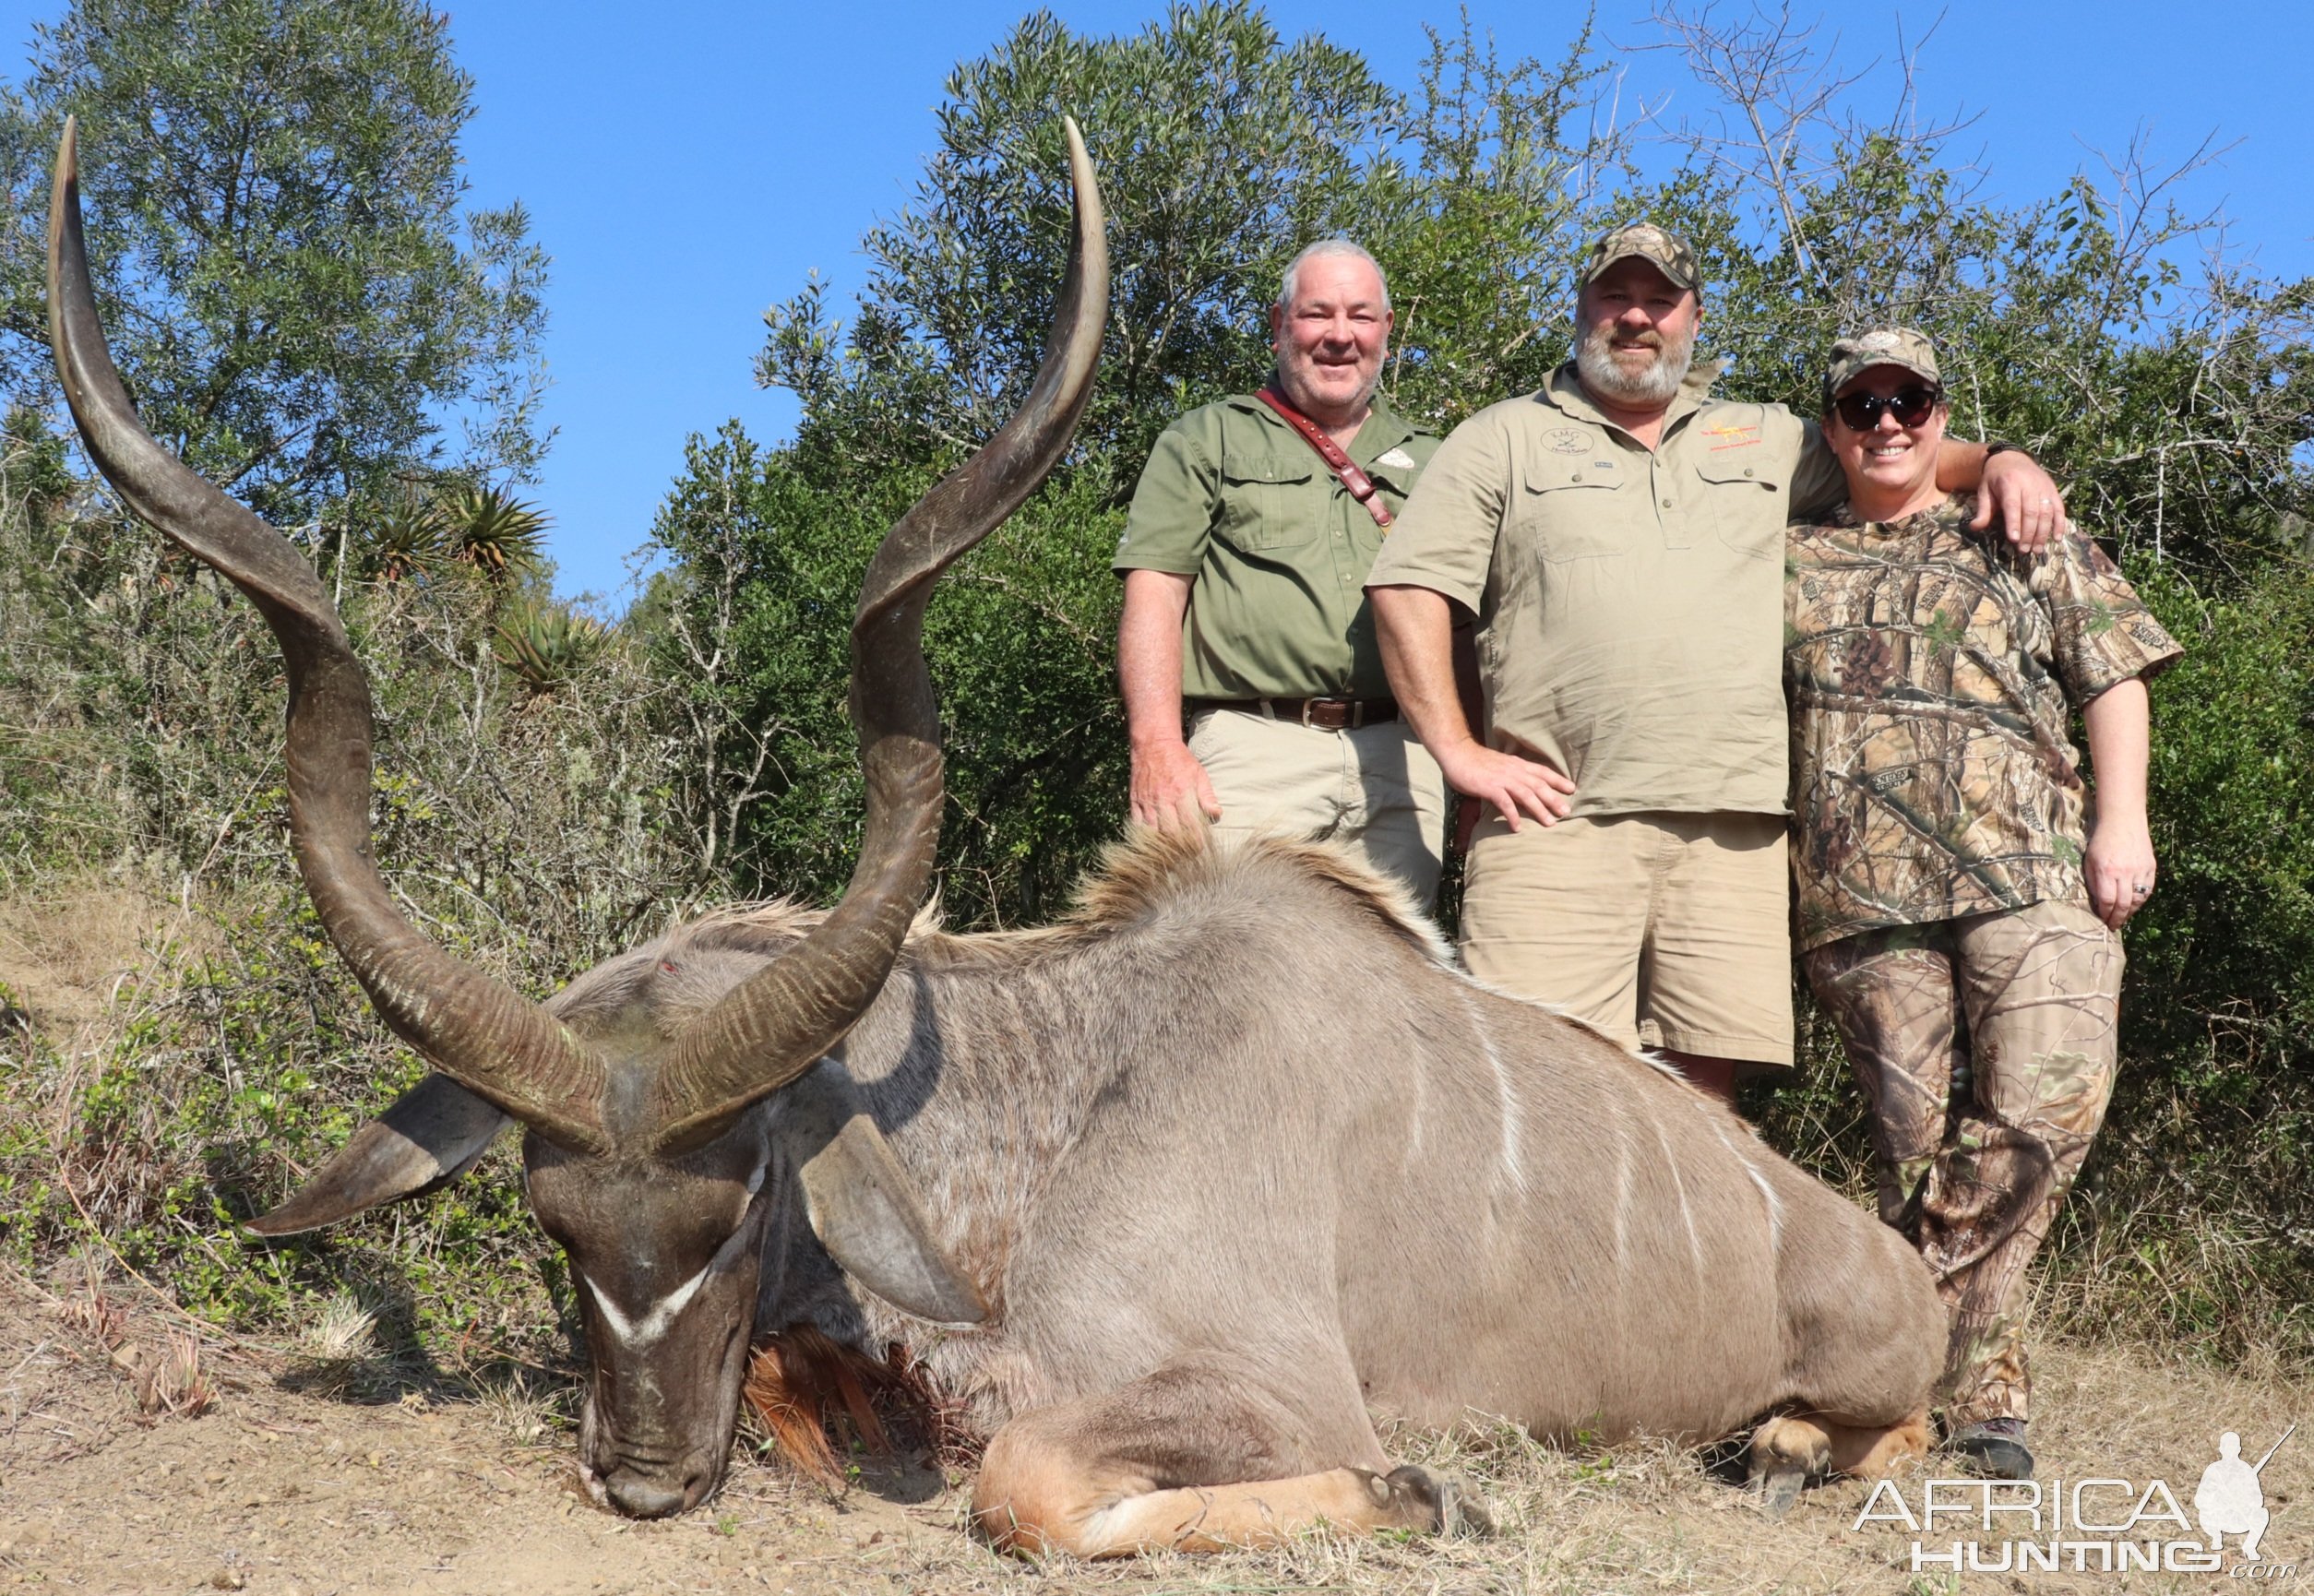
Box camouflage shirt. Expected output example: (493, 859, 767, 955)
(1784, 496, 2182, 950)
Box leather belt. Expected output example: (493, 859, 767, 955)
(1187, 697, 1400, 731)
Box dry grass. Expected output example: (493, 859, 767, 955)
(763, 1336, 2314, 1595)
(650, 1335, 2309, 1595)
(48, 1267, 220, 1420)
(130, 1325, 221, 1417)
(472, 1370, 567, 1446)
(291, 1290, 379, 1366)
(0, 875, 214, 1046)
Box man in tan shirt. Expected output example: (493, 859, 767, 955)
(1366, 223, 2067, 1097)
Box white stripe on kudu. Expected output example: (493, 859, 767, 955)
(586, 1161, 766, 1348)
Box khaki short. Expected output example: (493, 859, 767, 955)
(1461, 810, 1793, 1068)
(1187, 707, 1449, 906)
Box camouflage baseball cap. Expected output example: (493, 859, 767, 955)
(1822, 327, 1942, 405)
(1576, 221, 1700, 295)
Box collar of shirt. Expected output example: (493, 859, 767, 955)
(1538, 356, 1723, 441)
(1224, 387, 1419, 468)
(1820, 492, 1979, 534)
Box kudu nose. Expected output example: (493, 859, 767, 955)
(603, 1474, 690, 1519)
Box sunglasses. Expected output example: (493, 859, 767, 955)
(1832, 385, 1942, 432)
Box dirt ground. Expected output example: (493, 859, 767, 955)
(2, 1268, 2309, 1596)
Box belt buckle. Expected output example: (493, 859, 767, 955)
(1304, 697, 1354, 731)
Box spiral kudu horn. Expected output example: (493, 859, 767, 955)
(48, 116, 614, 1154)
(641, 120, 1107, 1152)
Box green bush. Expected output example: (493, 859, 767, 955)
(0, 458, 694, 1363)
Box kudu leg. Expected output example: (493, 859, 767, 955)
(971, 1352, 1487, 1557)
(1747, 1408, 1931, 1516)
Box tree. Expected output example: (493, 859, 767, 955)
(685, 6, 1634, 925)
(1362, 14, 1636, 426)
(641, 423, 1128, 925)
(757, 4, 1641, 493)
(1629, 1, 2314, 1357)
(758, 2, 1401, 492)
(1638, 1, 2314, 578)
(0, 0, 552, 531)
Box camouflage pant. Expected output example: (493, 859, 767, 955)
(1801, 899, 2121, 1427)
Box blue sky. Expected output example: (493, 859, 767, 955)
(4, 3, 2307, 607)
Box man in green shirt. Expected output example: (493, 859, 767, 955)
(1368, 223, 2069, 1098)
(1114, 239, 1449, 901)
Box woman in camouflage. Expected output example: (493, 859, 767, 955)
(1783, 328, 2182, 1480)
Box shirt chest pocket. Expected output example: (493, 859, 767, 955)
(1215, 455, 1322, 551)
(1514, 473, 1626, 563)
(1697, 457, 1785, 560)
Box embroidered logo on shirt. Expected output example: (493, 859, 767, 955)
(1702, 421, 1762, 450)
(1545, 426, 1591, 454)
(1374, 447, 1416, 470)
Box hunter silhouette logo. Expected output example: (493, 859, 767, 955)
(2197, 1426, 2291, 1560)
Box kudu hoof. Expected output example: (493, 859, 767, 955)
(1752, 1466, 1806, 1518)
(1382, 1464, 1497, 1538)
(1746, 1411, 1831, 1517)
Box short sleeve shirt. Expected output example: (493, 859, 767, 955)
(1784, 497, 2183, 949)
(1114, 394, 1438, 700)
(1364, 362, 1845, 816)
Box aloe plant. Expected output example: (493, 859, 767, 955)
(446, 483, 549, 579)
(494, 596, 606, 698)
(366, 500, 448, 583)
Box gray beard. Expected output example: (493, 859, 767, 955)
(1575, 322, 1694, 408)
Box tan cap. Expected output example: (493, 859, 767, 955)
(1576, 222, 1700, 295)
(1822, 327, 1942, 406)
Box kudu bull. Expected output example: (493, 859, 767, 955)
(50, 116, 1944, 1554)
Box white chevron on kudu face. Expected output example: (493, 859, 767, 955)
(583, 1161, 766, 1349)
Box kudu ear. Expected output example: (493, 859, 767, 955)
(249, 1074, 511, 1236)
(776, 1057, 986, 1327)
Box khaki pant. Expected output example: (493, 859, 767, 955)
(1801, 899, 2122, 1427)
(1187, 707, 1449, 905)
(1459, 810, 1794, 1067)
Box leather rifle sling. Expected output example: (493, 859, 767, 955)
(1255, 387, 1393, 529)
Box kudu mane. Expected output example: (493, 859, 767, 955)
(555, 828, 1459, 1034)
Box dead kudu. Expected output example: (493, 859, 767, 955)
(48, 118, 1943, 1554)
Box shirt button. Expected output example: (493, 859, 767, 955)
(1661, 497, 1673, 508)
(1744, 468, 1755, 478)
